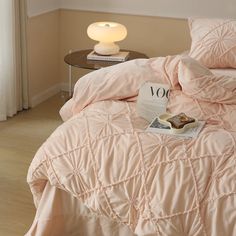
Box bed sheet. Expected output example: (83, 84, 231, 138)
(26, 182, 134, 236)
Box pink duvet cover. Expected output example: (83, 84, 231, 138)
(26, 56, 236, 236)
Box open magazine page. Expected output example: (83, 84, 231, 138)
(146, 118, 205, 138)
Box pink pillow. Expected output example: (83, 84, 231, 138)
(188, 18, 236, 69)
(178, 57, 236, 105)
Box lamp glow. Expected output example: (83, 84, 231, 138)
(87, 22, 127, 55)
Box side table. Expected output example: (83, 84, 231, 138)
(64, 49, 148, 96)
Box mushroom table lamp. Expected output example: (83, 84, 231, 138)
(87, 22, 127, 55)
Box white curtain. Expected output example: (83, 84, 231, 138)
(0, 0, 29, 121)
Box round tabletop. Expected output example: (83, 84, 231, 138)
(64, 49, 148, 70)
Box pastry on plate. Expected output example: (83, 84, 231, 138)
(166, 113, 195, 129)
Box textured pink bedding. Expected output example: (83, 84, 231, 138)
(27, 56, 236, 236)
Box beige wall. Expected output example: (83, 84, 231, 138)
(27, 9, 191, 105)
(27, 10, 60, 106)
(59, 9, 191, 84)
(59, 0, 236, 19)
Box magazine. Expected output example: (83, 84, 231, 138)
(136, 82, 170, 122)
(146, 118, 205, 138)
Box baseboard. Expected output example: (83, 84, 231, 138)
(60, 82, 69, 92)
(30, 84, 61, 108)
(30, 82, 78, 108)
(60, 82, 77, 92)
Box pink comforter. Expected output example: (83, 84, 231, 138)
(27, 56, 236, 235)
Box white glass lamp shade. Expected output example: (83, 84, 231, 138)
(87, 22, 127, 55)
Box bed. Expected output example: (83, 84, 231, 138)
(25, 18, 236, 236)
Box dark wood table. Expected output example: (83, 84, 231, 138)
(64, 49, 148, 96)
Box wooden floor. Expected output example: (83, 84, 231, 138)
(0, 95, 63, 236)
